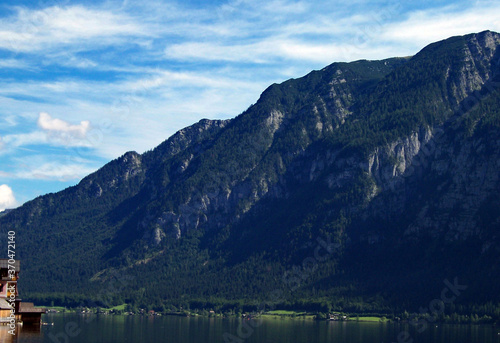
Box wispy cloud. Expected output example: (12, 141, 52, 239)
(0, 58, 30, 69)
(381, 2, 500, 48)
(2, 131, 48, 148)
(3, 153, 99, 181)
(15, 162, 97, 181)
(0, 5, 150, 53)
(162, 1, 500, 64)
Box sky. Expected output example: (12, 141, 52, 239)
(0, 0, 499, 211)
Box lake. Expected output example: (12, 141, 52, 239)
(1, 314, 499, 343)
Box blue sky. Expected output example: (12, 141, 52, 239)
(0, 0, 499, 210)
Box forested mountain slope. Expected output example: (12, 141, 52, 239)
(1, 31, 499, 316)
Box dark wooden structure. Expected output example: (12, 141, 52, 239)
(0, 259, 45, 325)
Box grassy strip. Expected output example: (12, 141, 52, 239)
(104, 304, 126, 311)
(266, 310, 306, 316)
(353, 316, 386, 322)
(260, 314, 316, 320)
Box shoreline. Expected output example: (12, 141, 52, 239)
(39, 307, 499, 326)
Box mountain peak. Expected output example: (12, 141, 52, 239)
(1, 32, 499, 314)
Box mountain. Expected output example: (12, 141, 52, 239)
(1, 31, 499, 317)
(0, 209, 13, 218)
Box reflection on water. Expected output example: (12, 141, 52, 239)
(0, 325, 16, 342)
(1, 314, 499, 343)
(0, 324, 42, 342)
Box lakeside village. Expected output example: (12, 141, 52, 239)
(42, 305, 496, 325)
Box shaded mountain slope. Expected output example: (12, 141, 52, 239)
(1, 31, 499, 315)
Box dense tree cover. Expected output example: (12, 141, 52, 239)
(1, 31, 499, 323)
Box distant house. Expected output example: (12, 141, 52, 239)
(328, 313, 340, 321)
(0, 259, 45, 325)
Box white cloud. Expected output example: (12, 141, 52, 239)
(0, 5, 150, 53)
(0, 184, 18, 211)
(163, 1, 500, 65)
(381, 4, 500, 48)
(164, 38, 400, 65)
(38, 112, 90, 139)
(2, 113, 92, 149)
(0, 136, 4, 150)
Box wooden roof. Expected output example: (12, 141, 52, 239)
(18, 302, 45, 313)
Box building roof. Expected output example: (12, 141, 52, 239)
(0, 298, 12, 310)
(19, 302, 45, 313)
(0, 259, 20, 271)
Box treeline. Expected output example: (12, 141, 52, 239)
(26, 292, 500, 324)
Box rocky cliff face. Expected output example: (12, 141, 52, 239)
(135, 57, 411, 245)
(1, 31, 499, 306)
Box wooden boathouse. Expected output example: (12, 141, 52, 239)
(0, 259, 45, 325)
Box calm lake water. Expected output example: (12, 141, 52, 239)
(1, 314, 499, 343)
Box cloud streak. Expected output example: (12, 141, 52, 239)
(15, 162, 97, 181)
(163, 1, 500, 64)
(381, 4, 500, 47)
(0, 5, 150, 53)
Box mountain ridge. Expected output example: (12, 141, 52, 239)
(1, 30, 499, 316)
